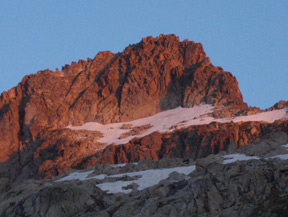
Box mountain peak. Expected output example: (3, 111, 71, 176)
(0, 34, 251, 181)
(141, 33, 180, 43)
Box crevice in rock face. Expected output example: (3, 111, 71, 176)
(18, 81, 31, 140)
(68, 87, 90, 111)
(14, 81, 34, 185)
(116, 53, 132, 111)
(0, 103, 11, 121)
(65, 70, 86, 97)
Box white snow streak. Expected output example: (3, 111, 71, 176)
(67, 104, 214, 145)
(267, 144, 288, 160)
(222, 154, 260, 164)
(67, 105, 288, 146)
(94, 165, 196, 193)
(233, 109, 288, 123)
(56, 170, 94, 182)
(268, 154, 288, 160)
(57, 165, 196, 194)
(110, 162, 138, 168)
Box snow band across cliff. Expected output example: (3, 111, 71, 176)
(67, 104, 288, 146)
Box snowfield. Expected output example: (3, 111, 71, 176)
(57, 165, 196, 194)
(222, 154, 260, 164)
(67, 104, 288, 146)
(56, 170, 94, 182)
(56, 144, 288, 194)
(95, 165, 196, 194)
(266, 144, 288, 160)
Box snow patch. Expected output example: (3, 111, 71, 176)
(95, 165, 196, 194)
(56, 170, 94, 182)
(222, 154, 260, 164)
(67, 104, 214, 145)
(56, 144, 288, 194)
(110, 162, 138, 168)
(56, 165, 196, 194)
(268, 154, 288, 160)
(266, 144, 288, 160)
(233, 109, 288, 123)
(67, 105, 288, 146)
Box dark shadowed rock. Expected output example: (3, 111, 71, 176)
(0, 181, 106, 217)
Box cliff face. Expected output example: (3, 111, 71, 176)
(0, 34, 286, 184)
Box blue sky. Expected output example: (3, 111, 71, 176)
(0, 1, 287, 109)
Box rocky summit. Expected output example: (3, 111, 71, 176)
(0, 34, 288, 216)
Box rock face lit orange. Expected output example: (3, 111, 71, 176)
(0, 34, 287, 183)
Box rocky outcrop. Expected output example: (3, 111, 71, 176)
(0, 181, 105, 217)
(269, 100, 288, 110)
(110, 158, 288, 217)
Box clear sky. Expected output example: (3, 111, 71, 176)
(0, 1, 287, 109)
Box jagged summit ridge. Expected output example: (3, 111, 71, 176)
(0, 34, 247, 154)
(1, 34, 246, 124)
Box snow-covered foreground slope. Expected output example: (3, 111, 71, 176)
(95, 166, 196, 194)
(57, 165, 196, 194)
(67, 104, 288, 146)
(56, 144, 288, 194)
